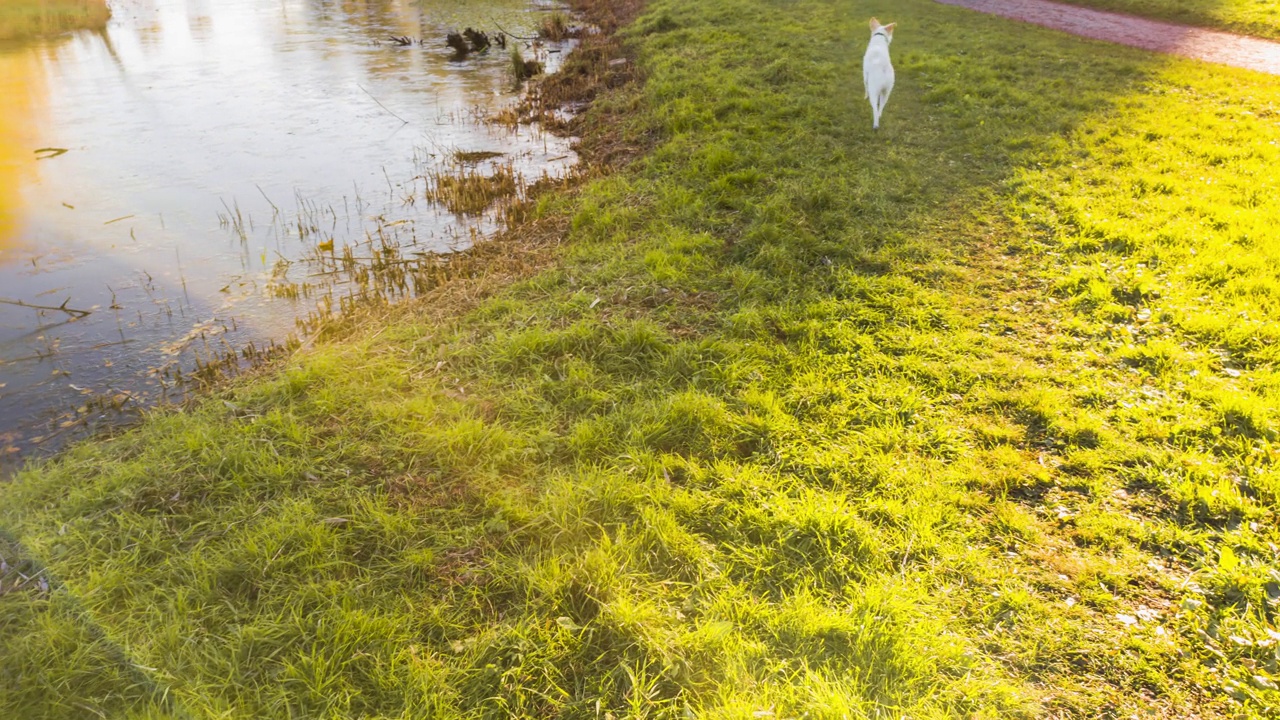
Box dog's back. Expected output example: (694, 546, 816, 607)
(862, 18, 896, 130)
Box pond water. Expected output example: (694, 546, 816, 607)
(0, 0, 577, 469)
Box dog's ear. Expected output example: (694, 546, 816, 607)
(869, 17, 881, 30)
(883, 22, 896, 35)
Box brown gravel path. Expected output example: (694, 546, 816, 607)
(935, 0, 1280, 75)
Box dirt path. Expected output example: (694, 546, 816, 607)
(935, 0, 1280, 75)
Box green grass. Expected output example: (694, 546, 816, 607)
(3, 0, 1280, 717)
(1053, 0, 1280, 39)
(0, 537, 172, 718)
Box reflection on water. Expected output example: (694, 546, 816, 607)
(0, 0, 576, 467)
(1, 1, 97, 252)
(0, 49, 43, 252)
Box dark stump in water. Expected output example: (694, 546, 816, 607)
(446, 31, 470, 58)
(447, 28, 496, 58)
(463, 28, 491, 52)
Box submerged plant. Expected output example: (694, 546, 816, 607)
(425, 162, 520, 216)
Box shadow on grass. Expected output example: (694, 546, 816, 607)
(0, 534, 177, 719)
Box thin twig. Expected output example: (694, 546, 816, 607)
(489, 18, 538, 41)
(358, 84, 410, 125)
(0, 297, 92, 319)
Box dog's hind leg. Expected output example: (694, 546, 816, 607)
(873, 89, 890, 129)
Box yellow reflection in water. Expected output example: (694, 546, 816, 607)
(0, 51, 45, 254)
(0, 1, 107, 254)
(0, 0, 109, 41)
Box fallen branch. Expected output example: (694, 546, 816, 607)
(0, 297, 92, 319)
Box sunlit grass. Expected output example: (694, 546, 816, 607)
(2, 0, 1279, 717)
(0, 0, 109, 42)
(1055, 0, 1280, 38)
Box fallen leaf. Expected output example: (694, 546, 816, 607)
(1220, 545, 1239, 572)
(555, 616, 583, 631)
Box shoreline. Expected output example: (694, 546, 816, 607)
(0, 0, 639, 477)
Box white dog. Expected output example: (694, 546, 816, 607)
(862, 18, 896, 130)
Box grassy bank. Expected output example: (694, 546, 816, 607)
(1054, 0, 1280, 39)
(0, 0, 109, 42)
(3, 0, 1280, 717)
